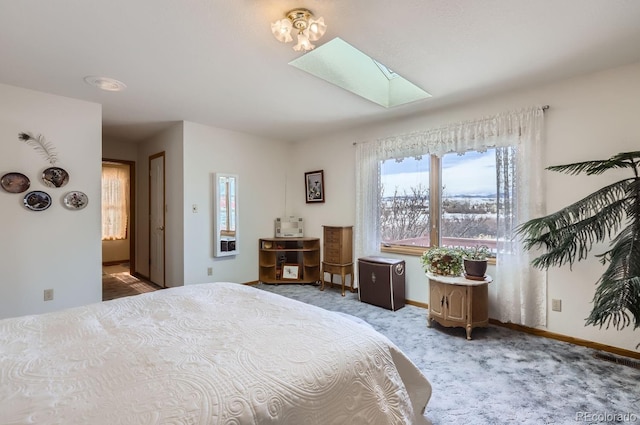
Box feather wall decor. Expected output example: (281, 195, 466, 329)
(18, 132, 58, 165)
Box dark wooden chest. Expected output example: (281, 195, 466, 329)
(358, 256, 405, 311)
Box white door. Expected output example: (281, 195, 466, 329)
(149, 153, 165, 287)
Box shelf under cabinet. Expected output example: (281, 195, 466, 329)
(258, 237, 320, 285)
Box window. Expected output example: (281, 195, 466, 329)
(381, 156, 430, 247)
(380, 149, 497, 253)
(102, 164, 129, 241)
(356, 106, 546, 327)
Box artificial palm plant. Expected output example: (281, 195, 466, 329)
(516, 151, 640, 339)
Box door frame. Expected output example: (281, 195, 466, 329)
(102, 158, 136, 275)
(148, 151, 166, 287)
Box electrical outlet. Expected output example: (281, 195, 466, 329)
(44, 289, 54, 301)
(192, 204, 198, 213)
(207, 267, 213, 276)
(552, 299, 562, 312)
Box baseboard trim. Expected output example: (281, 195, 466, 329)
(406, 299, 429, 309)
(488, 319, 640, 360)
(404, 299, 639, 360)
(102, 260, 129, 266)
(132, 271, 150, 282)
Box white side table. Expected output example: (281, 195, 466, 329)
(426, 273, 493, 340)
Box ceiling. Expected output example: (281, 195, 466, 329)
(2, 1, 640, 143)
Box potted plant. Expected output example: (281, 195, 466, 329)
(516, 151, 640, 344)
(462, 245, 490, 279)
(421, 246, 464, 276)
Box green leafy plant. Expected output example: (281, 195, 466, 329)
(421, 247, 464, 276)
(463, 245, 491, 260)
(516, 151, 640, 338)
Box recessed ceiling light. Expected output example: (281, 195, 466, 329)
(83, 76, 127, 92)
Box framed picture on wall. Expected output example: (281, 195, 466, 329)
(305, 170, 325, 203)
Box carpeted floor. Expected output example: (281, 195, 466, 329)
(102, 269, 161, 301)
(255, 282, 640, 425)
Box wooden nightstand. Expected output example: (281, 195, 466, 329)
(320, 225, 353, 296)
(426, 273, 492, 340)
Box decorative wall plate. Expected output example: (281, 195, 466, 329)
(1, 172, 30, 193)
(63, 191, 88, 210)
(42, 167, 69, 188)
(23, 191, 52, 211)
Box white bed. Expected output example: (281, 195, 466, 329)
(0, 282, 431, 424)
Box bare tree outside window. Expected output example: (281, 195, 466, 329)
(380, 150, 498, 252)
(380, 184, 430, 244)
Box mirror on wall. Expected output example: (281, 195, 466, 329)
(213, 173, 238, 257)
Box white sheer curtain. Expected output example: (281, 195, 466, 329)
(355, 140, 381, 263)
(355, 106, 547, 327)
(102, 165, 129, 241)
(494, 111, 547, 327)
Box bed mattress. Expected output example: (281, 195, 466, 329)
(0, 282, 431, 424)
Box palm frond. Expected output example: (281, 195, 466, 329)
(521, 180, 630, 235)
(586, 216, 640, 332)
(627, 178, 640, 215)
(546, 151, 640, 176)
(18, 131, 58, 165)
(525, 201, 628, 269)
(517, 181, 632, 268)
(586, 275, 640, 331)
(597, 223, 640, 273)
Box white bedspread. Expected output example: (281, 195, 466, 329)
(0, 282, 431, 424)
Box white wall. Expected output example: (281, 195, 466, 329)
(0, 84, 102, 318)
(182, 121, 290, 284)
(288, 62, 640, 351)
(103, 138, 138, 162)
(137, 123, 184, 286)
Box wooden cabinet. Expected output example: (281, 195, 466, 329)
(427, 273, 492, 340)
(323, 225, 353, 264)
(320, 226, 354, 296)
(258, 238, 320, 284)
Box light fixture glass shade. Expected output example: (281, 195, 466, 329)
(293, 30, 314, 52)
(271, 18, 293, 43)
(272, 9, 326, 52)
(307, 17, 326, 41)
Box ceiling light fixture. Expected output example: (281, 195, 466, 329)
(271, 8, 326, 52)
(83, 76, 127, 92)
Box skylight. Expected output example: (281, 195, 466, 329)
(289, 38, 431, 108)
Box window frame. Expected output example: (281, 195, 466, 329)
(379, 153, 496, 264)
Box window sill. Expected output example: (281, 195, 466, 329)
(380, 245, 426, 256)
(379, 244, 496, 265)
